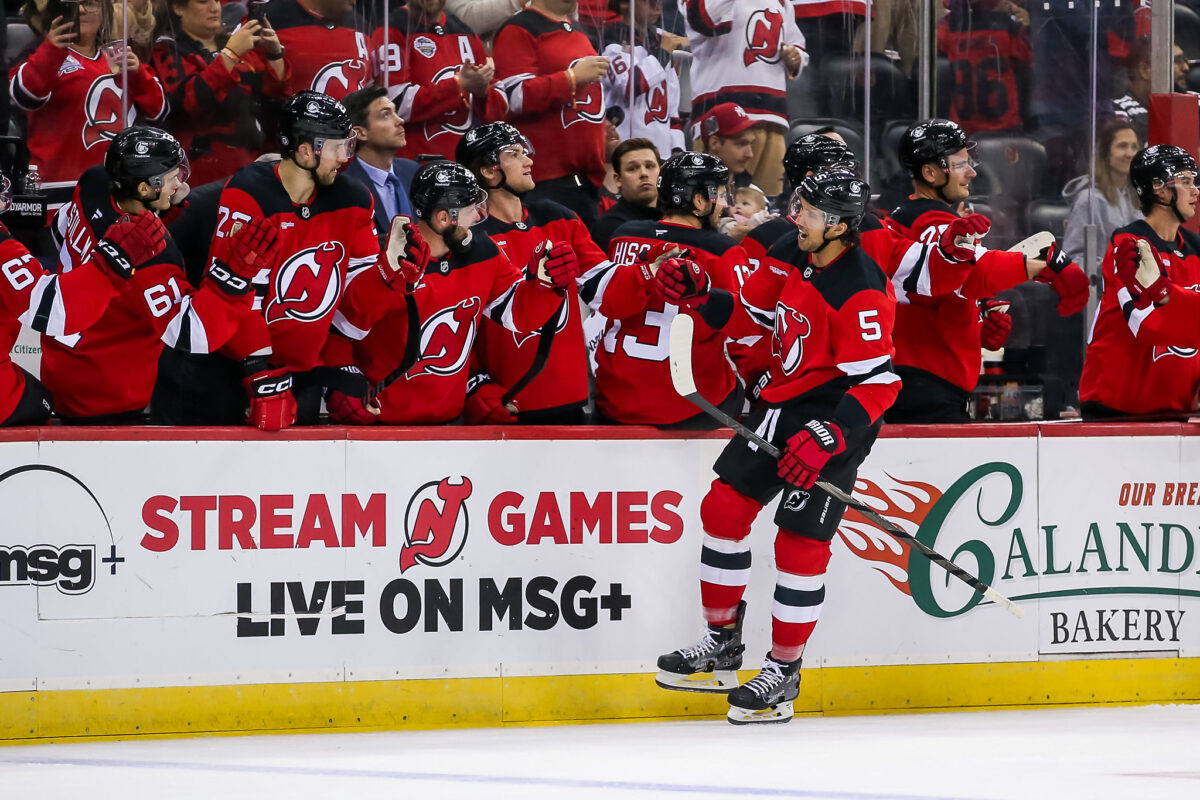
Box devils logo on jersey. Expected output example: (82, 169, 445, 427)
(422, 65, 474, 141)
(406, 296, 481, 379)
(644, 80, 669, 125)
(773, 304, 811, 375)
(562, 64, 604, 128)
(265, 242, 345, 324)
(83, 75, 134, 150)
(312, 59, 370, 97)
(743, 9, 784, 66)
(1152, 345, 1200, 362)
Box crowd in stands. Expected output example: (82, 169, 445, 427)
(1, 0, 1199, 430)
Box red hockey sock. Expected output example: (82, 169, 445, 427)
(771, 530, 832, 661)
(698, 479, 762, 626)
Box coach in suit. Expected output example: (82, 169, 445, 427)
(342, 87, 417, 234)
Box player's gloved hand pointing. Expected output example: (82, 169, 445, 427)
(937, 213, 990, 263)
(1114, 236, 1171, 309)
(93, 212, 167, 280)
(243, 355, 297, 432)
(777, 420, 845, 489)
(656, 257, 710, 305)
(209, 216, 278, 296)
(1033, 240, 1089, 316)
(980, 299, 1012, 350)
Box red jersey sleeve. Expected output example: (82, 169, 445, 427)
(3, 236, 118, 336)
(8, 38, 70, 106)
(210, 186, 272, 360)
(492, 25, 574, 114)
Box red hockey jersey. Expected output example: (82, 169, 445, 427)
(209, 161, 381, 371)
(45, 167, 250, 418)
(473, 199, 612, 414)
(266, 0, 372, 99)
(885, 198, 1028, 392)
(1080, 221, 1200, 415)
(600, 220, 747, 425)
(350, 234, 565, 424)
(938, 1, 1032, 133)
(372, 8, 507, 161)
(9, 40, 168, 209)
(493, 9, 606, 187)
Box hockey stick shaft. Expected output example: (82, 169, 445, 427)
(668, 314, 1024, 618)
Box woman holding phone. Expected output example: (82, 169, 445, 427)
(151, 0, 290, 185)
(9, 0, 169, 212)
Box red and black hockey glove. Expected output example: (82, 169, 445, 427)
(375, 215, 428, 289)
(777, 420, 845, 489)
(243, 356, 297, 432)
(209, 216, 279, 296)
(980, 299, 1012, 350)
(1033, 240, 1089, 316)
(1114, 236, 1170, 310)
(937, 213, 990, 263)
(325, 366, 382, 425)
(464, 374, 518, 425)
(532, 240, 580, 293)
(655, 257, 710, 306)
(93, 212, 167, 280)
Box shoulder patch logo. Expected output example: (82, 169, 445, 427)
(413, 35, 437, 59)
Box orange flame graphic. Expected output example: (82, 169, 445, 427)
(836, 475, 944, 595)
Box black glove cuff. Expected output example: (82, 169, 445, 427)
(94, 238, 135, 279)
(208, 261, 253, 296)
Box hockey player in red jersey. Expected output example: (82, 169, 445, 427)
(46, 127, 270, 423)
(372, 0, 508, 161)
(266, 0, 372, 99)
(886, 118, 1090, 422)
(457, 122, 612, 425)
(654, 169, 898, 724)
(152, 92, 379, 430)
(599, 151, 748, 426)
(330, 161, 577, 425)
(0, 174, 170, 425)
(1081, 145, 1200, 418)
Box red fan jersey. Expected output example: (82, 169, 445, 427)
(350, 235, 565, 424)
(372, 8, 507, 161)
(45, 167, 251, 418)
(885, 198, 1028, 392)
(151, 33, 291, 186)
(209, 161, 381, 371)
(600, 220, 747, 425)
(9, 40, 167, 210)
(938, 1, 1032, 133)
(493, 9, 606, 187)
(1080, 221, 1200, 415)
(266, 0, 372, 99)
(473, 199, 613, 414)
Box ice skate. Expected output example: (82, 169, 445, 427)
(726, 653, 801, 725)
(655, 601, 746, 693)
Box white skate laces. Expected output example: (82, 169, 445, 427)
(740, 658, 787, 695)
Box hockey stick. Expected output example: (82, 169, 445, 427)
(501, 240, 561, 406)
(1007, 230, 1055, 258)
(668, 313, 1025, 619)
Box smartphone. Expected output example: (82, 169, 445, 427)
(248, 1, 270, 24)
(52, 0, 82, 35)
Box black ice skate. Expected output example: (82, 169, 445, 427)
(655, 601, 746, 693)
(726, 653, 801, 725)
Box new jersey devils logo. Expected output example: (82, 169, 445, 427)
(562, 65, 604, 128)
(423, 65, 474, 141)
(312, 59, 369, 97)
(773, 304, 811, 375)
(744, 9, 784, 66)
(265, 242, 345, 324)
(83, 75, 133, 149)
(644, 81, 669, 125)
(1152, 345, 1199, 362)
(513, 296, 570, 347)
(406, 297, 481, 379)
(399, 476, 472, 572)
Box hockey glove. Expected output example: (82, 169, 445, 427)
(325, 367, 382, 425)
(980, 299, 1012, 350)
(1114, 236, 1171, 310)
(777, 420, 845, 489)
(375, 215, 426, 289)
(937, 213, 990, 263)
(243, 356, 297, 432)
(656, 257, 710, 306)
(1033, 240, 1090, 316)
(209, 216, 279, 296)
(93, 212, 167, 280)
(533, 240, 581, 293)
(464, 374, 518, 424)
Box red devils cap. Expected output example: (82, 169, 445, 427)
(700, 103, 754, 138)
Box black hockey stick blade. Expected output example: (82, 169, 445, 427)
(668, 314, 1024, 618)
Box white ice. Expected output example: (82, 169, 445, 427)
(2, 704, 1198, 800)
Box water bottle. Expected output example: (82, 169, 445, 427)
(22, 165, 42, 196)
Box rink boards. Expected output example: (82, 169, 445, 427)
(1, 423, 1198, 742)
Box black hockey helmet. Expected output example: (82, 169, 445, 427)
(410, 161, 489, 224)
(279, 91, 354, 155)
(1130, 144, 1198, 204)
(455, 122, 534, 174)
(783, 134, 856, 187)
(790, 168, 870, 230)
(105, 126, 189, 199)
(898, 118, 975, 178)
(657, 151, 732, 212)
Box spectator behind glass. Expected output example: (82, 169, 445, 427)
(152, 0, 290, 186)
(591, 137, 662, 252)
(493, 0, 611, 229)
(445, 0, 526, 43)
(938, 0, 1032, 134)
(112, 0, 156, 59)
(341, 86, 416, 239)
(266, 0, 371, 100)
(697, 103, 756, 189)
(1061, 118, 1140, 275)
(1113, 35, 1152, 145)
(10, 0, 168, 212)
